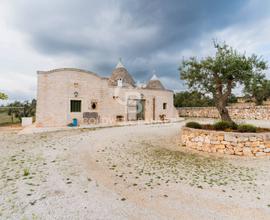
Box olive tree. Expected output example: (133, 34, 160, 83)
(179, 42, 267, 122)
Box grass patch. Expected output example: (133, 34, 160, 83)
(126, 143, 257, 189)
(0, 110, 20, 126)
(23, 168, 30, 176)
(102, 140, 257, 193)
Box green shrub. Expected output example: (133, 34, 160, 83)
(201, 124, 214, 130)
(23, 168, 30, 176)
(213, 121, 237, 131)
(237, 124, 257, 133)
(186, 121, 202, 129)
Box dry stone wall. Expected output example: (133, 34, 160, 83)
(181, 127, 270, 157)
(178, 105, 270, 120)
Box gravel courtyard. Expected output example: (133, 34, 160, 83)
(1, 121, 270, 219)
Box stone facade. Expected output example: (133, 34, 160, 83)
(36, 65, 178, 127)
(178, 105, 270, 120)
(181, 127, 270, 157)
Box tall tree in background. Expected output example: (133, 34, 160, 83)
(244, 76, 270, 105)
(0, 92, 8, 100)
(174, 91, 238, 107)
(8, 99, 36, 122)
(179, 42, 268, 122)
(174, 91, 214, 107)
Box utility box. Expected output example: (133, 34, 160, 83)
(21, 117, 33, 127)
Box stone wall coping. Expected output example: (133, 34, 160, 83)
(177, 106, 270, 110)
(177, 107, 216, 109)
(141, 87, 174, 93)
(182, 127, 270, 140)
(37, 68, 109, 80)
(37, 68, 174, 93)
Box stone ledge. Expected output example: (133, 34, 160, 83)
(177, 106, 270, 120)
(180, 127, 270, 157)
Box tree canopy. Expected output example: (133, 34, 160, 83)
(0, 92, 8, 100)
(244, 76, 270, 105)
(7, 99, 36, 122)
(174, 91, 214, 107)
(179, 42, 268, 122)
(174, 91, 237, 107)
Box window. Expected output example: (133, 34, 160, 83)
(117, 78, 123, 87)
(116, 115, 124, 122)
(91, 102, 97, 110)
(70, 100, 81, 112)
(163, 103, 167, 110)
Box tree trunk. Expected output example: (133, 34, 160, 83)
(216, 100, 233, 122)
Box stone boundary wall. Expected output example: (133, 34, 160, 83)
(177, 106, 270, 120)
(181, 127, 270, 157)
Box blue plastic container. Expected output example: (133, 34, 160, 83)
(72, 118, 78, 127)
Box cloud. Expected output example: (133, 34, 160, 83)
(0, 0, 270, 102)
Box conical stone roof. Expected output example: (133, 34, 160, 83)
(109, 60, 136, 87)
(146, 74, 165, 90)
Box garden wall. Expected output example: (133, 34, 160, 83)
(181, 127, 270, 157)
(178, 105, 270, 120)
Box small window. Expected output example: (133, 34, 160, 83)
(91, 102, 97, 110)
(163, 103, 167, 110)
(117, 78, 123, 87)
(116, 115, 124, 122)
(70, 100, 81, 112)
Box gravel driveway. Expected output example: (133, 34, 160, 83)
(1, 121, 270, 219)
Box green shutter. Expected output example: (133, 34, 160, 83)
(70, 100, 81, 112)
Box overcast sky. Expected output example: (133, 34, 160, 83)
(0, 0, 270, 102)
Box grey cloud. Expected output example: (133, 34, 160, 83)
(8, 1, 247, 54)
(2, 0, 270, 99)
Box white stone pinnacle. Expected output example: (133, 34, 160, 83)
(116, 58, 125, 68)
(151, 74, 159, 81)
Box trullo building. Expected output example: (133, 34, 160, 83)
(36, 60, 177, 127)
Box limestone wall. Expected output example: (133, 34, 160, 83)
(178, 105, 270, 120)
(36, 68, 177, 127)
(181, 127, 270, 157)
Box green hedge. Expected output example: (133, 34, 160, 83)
(213, 121, 237, 131)
(185, 121, 260, 133)
(237, 124, 257, 133)
(186, 121, 202, 129)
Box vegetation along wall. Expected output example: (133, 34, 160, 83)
(178, 105, 270, 120)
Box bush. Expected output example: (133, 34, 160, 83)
(237, 124, 257, 133)
(213, 121, 237, 131)
(186, 121, 202, 129)
(201, 124, 214, 130)
(23, 168, 30, 176)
